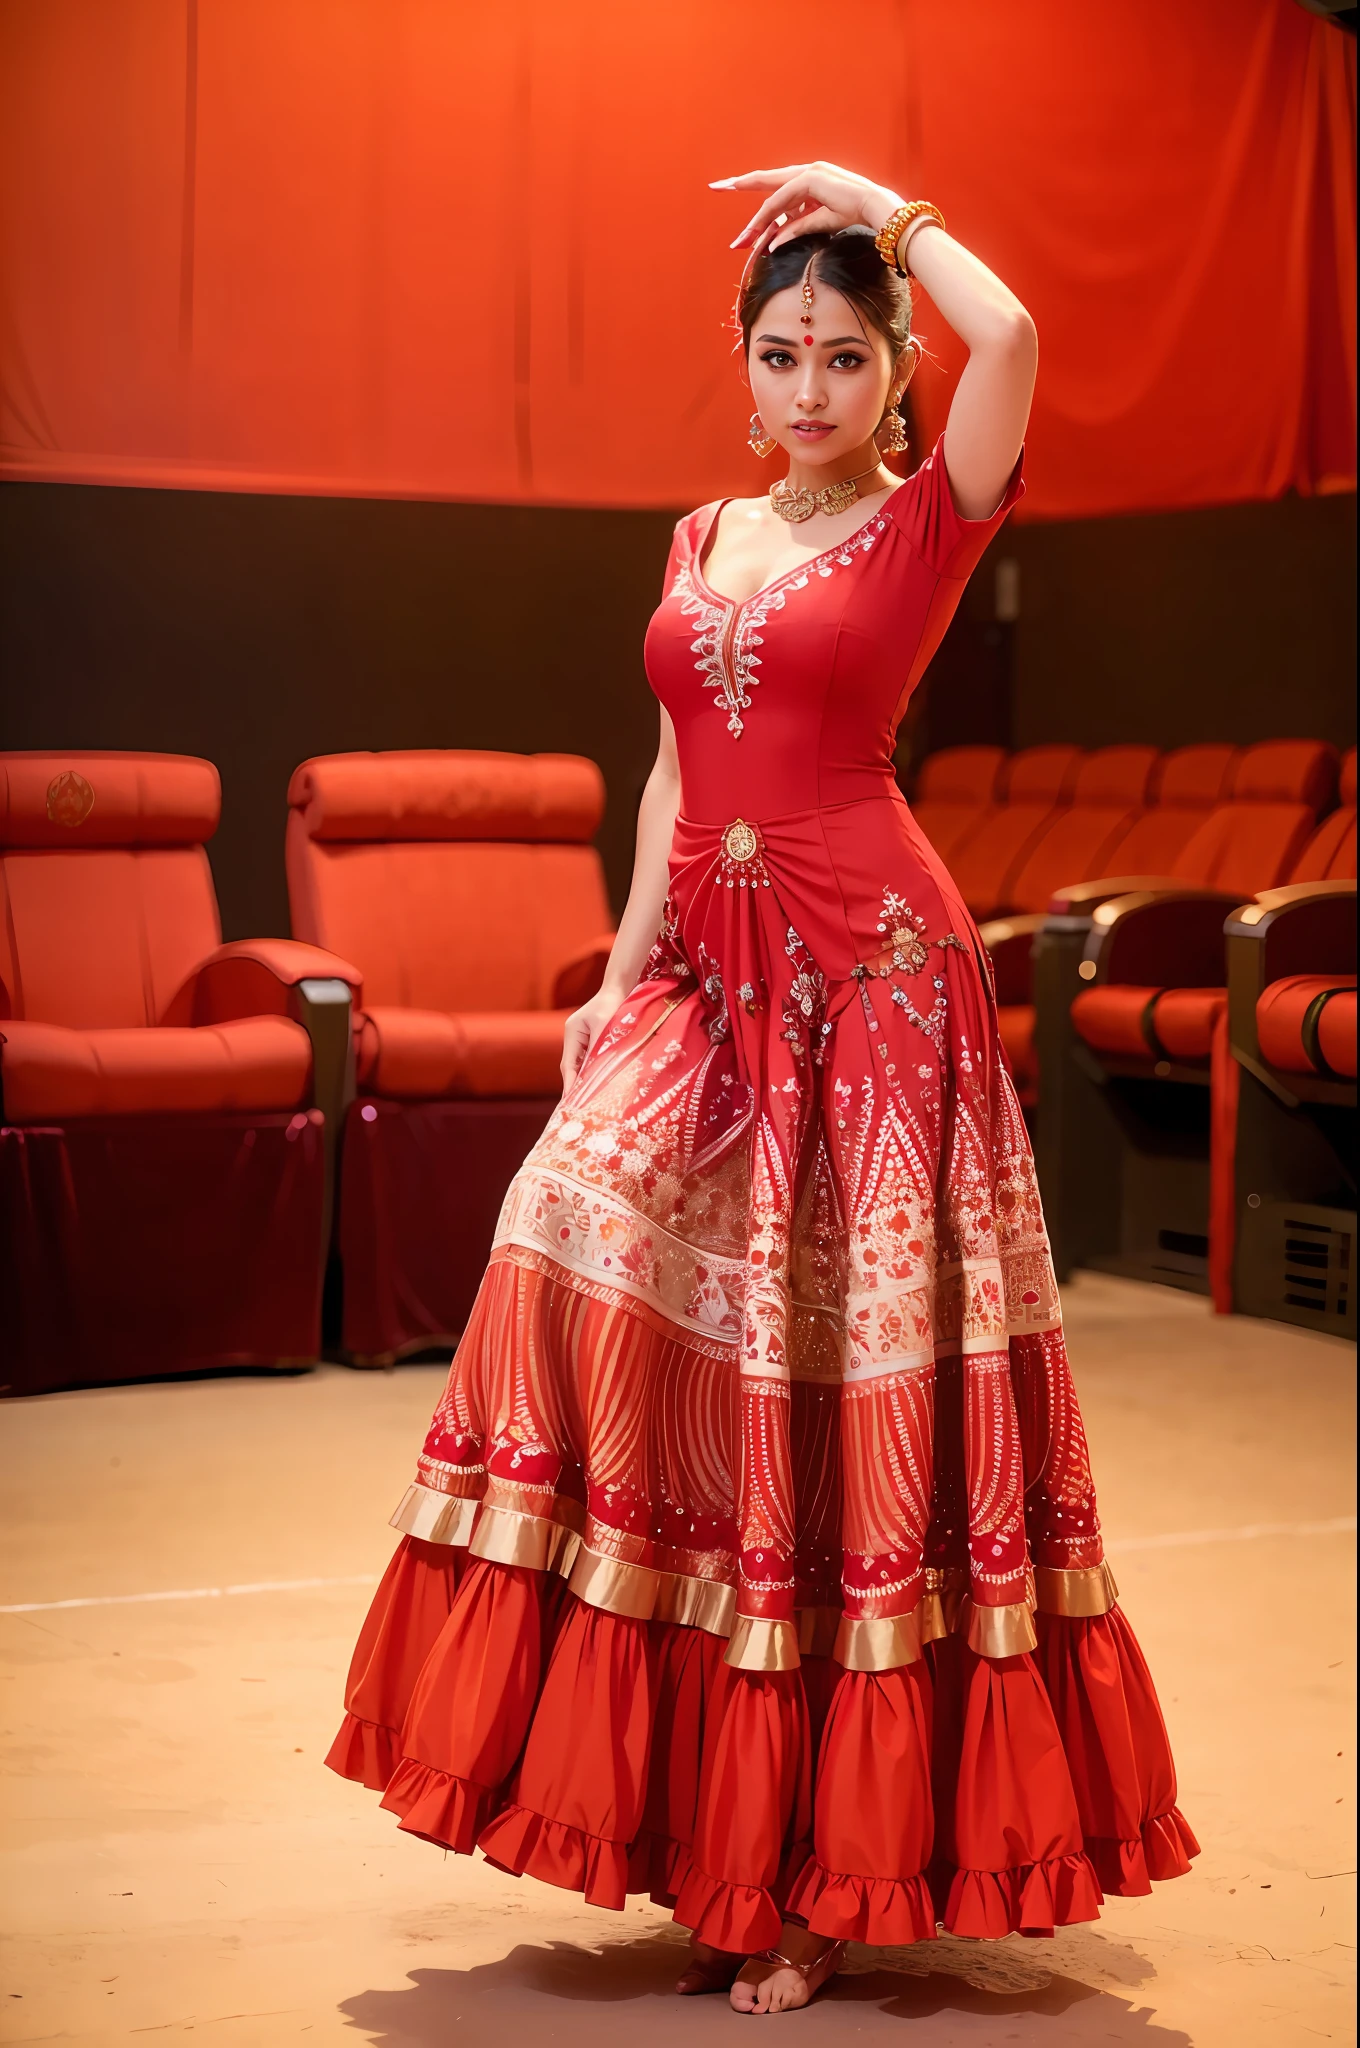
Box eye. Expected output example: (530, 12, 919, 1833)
(758, 349, 796, 370)
(830, 351, 868, 371)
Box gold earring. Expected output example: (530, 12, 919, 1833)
(748, 411, 777, 458)
(878, 401, 909, 456)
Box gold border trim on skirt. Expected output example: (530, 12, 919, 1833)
(471, 1503, 582, 1577)
(389, 1482, 479, 1545)
(833, 1605, 925, 1671)
(657, 1570, 738, 1637)
(1034, 1559, 1119, 1616)
(567, 1544, 659, 1620)
(962, 1595, 1038, 1658)
(725, 1615, 801, 1672)
(389, 1484, 1116, 1669)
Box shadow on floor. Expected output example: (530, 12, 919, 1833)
(339, 1931, 1194, 2044)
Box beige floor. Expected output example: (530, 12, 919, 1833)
(0, 1273, 1354, 2048)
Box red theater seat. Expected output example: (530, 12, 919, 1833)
(1167, 739, 1336, 897)
(1070, 739, 1338, 1065)
(1006, 746, 1161, 914)
(355, 1007, 567, 1099)
(0, 1014, 308, 1120)
(1290, 746, 1356, 883)
(1217, 884, 1356, 1330)
(986, 744, 1223, 1101)
(1035, 741, 1346, 1303)
(947, 744, 1084, 918)
(908, 745, 1006, 861)
(1102, 744, 1240, 875)
(286, 749, 615, 1361)
(0, 751, 360, 1394)
(1318, 988, 1358, 1078)
(1060, 983, 1231, 1064)
(1256, 975, 1357, 1079)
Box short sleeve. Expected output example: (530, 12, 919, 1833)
(886, 436, 1025, 580)
(662, 501, 721, 598)
(659, 516, 689, 598)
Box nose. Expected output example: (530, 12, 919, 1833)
(794, 362, 827, 411)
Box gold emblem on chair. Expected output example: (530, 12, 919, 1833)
(46, 770, 95, 827)
(722, 819, 758, 864)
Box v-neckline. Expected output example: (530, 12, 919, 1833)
(691, 486, 906, 611)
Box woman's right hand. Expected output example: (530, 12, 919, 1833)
(561, 987, 624, 1091)
(711, 161, 902, 256)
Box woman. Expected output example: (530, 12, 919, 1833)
(327, 162, 1196, 2016)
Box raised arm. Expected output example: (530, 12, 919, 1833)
(715, 161, 1037, 520)
(895, 223, 1035, 520)
(560, 706, 682, 1085)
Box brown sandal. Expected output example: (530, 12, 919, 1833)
(731, 1939, 847, 2013)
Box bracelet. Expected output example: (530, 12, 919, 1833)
(874, 200, 946, 276)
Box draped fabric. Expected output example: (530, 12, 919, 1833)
(1, 0, 1353, 519)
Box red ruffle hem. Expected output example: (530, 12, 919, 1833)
(328, 1532, 1197, 1950)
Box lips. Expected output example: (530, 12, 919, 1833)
(791, 423, 834, 439)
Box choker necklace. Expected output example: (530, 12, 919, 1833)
(769, 463, 885, 524)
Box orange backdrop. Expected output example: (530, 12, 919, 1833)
(1, 0, 1354, 519)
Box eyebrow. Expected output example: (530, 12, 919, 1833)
(755, 333, 871, 348)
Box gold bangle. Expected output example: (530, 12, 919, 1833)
(874, 200, 946, 276)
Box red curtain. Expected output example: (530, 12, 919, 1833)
(1, 0, 1353, 519)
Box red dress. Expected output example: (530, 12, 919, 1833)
(327, 444, 1196, 1949)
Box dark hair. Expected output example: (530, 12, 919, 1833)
(738, 225, 913, 359)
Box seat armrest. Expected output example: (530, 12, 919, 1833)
(1228, 881, 1357, 980)
(166, 938, 363, 1257)
(164, 938, 364, 1026)
(551, 933, 617, 1010)
(977, 915, 1047, 1006)
(1048, 876, 1180, 916)
(1226, 882, 1357, 1084)
(1080, 889, 1241, 988)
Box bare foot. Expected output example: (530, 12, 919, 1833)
(676, 1937, 745, 1995)
(730, 1926, 845, 2013)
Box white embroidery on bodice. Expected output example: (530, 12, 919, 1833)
(672, 510, 891, 738)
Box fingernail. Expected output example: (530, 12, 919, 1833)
(710, 177, 735, 188)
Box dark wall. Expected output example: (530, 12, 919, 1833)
(1002, 491, 1357, 752)
(1, 484, 677, 939)
(2, 482, 1354, 941)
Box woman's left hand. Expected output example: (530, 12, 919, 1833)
(711, 162, 900, 256)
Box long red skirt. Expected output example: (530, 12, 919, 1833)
(328, 887, 1196, 1949)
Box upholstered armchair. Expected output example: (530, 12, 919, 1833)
(285, 749, 615, 1363)
(0, 752, 361, 1393)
